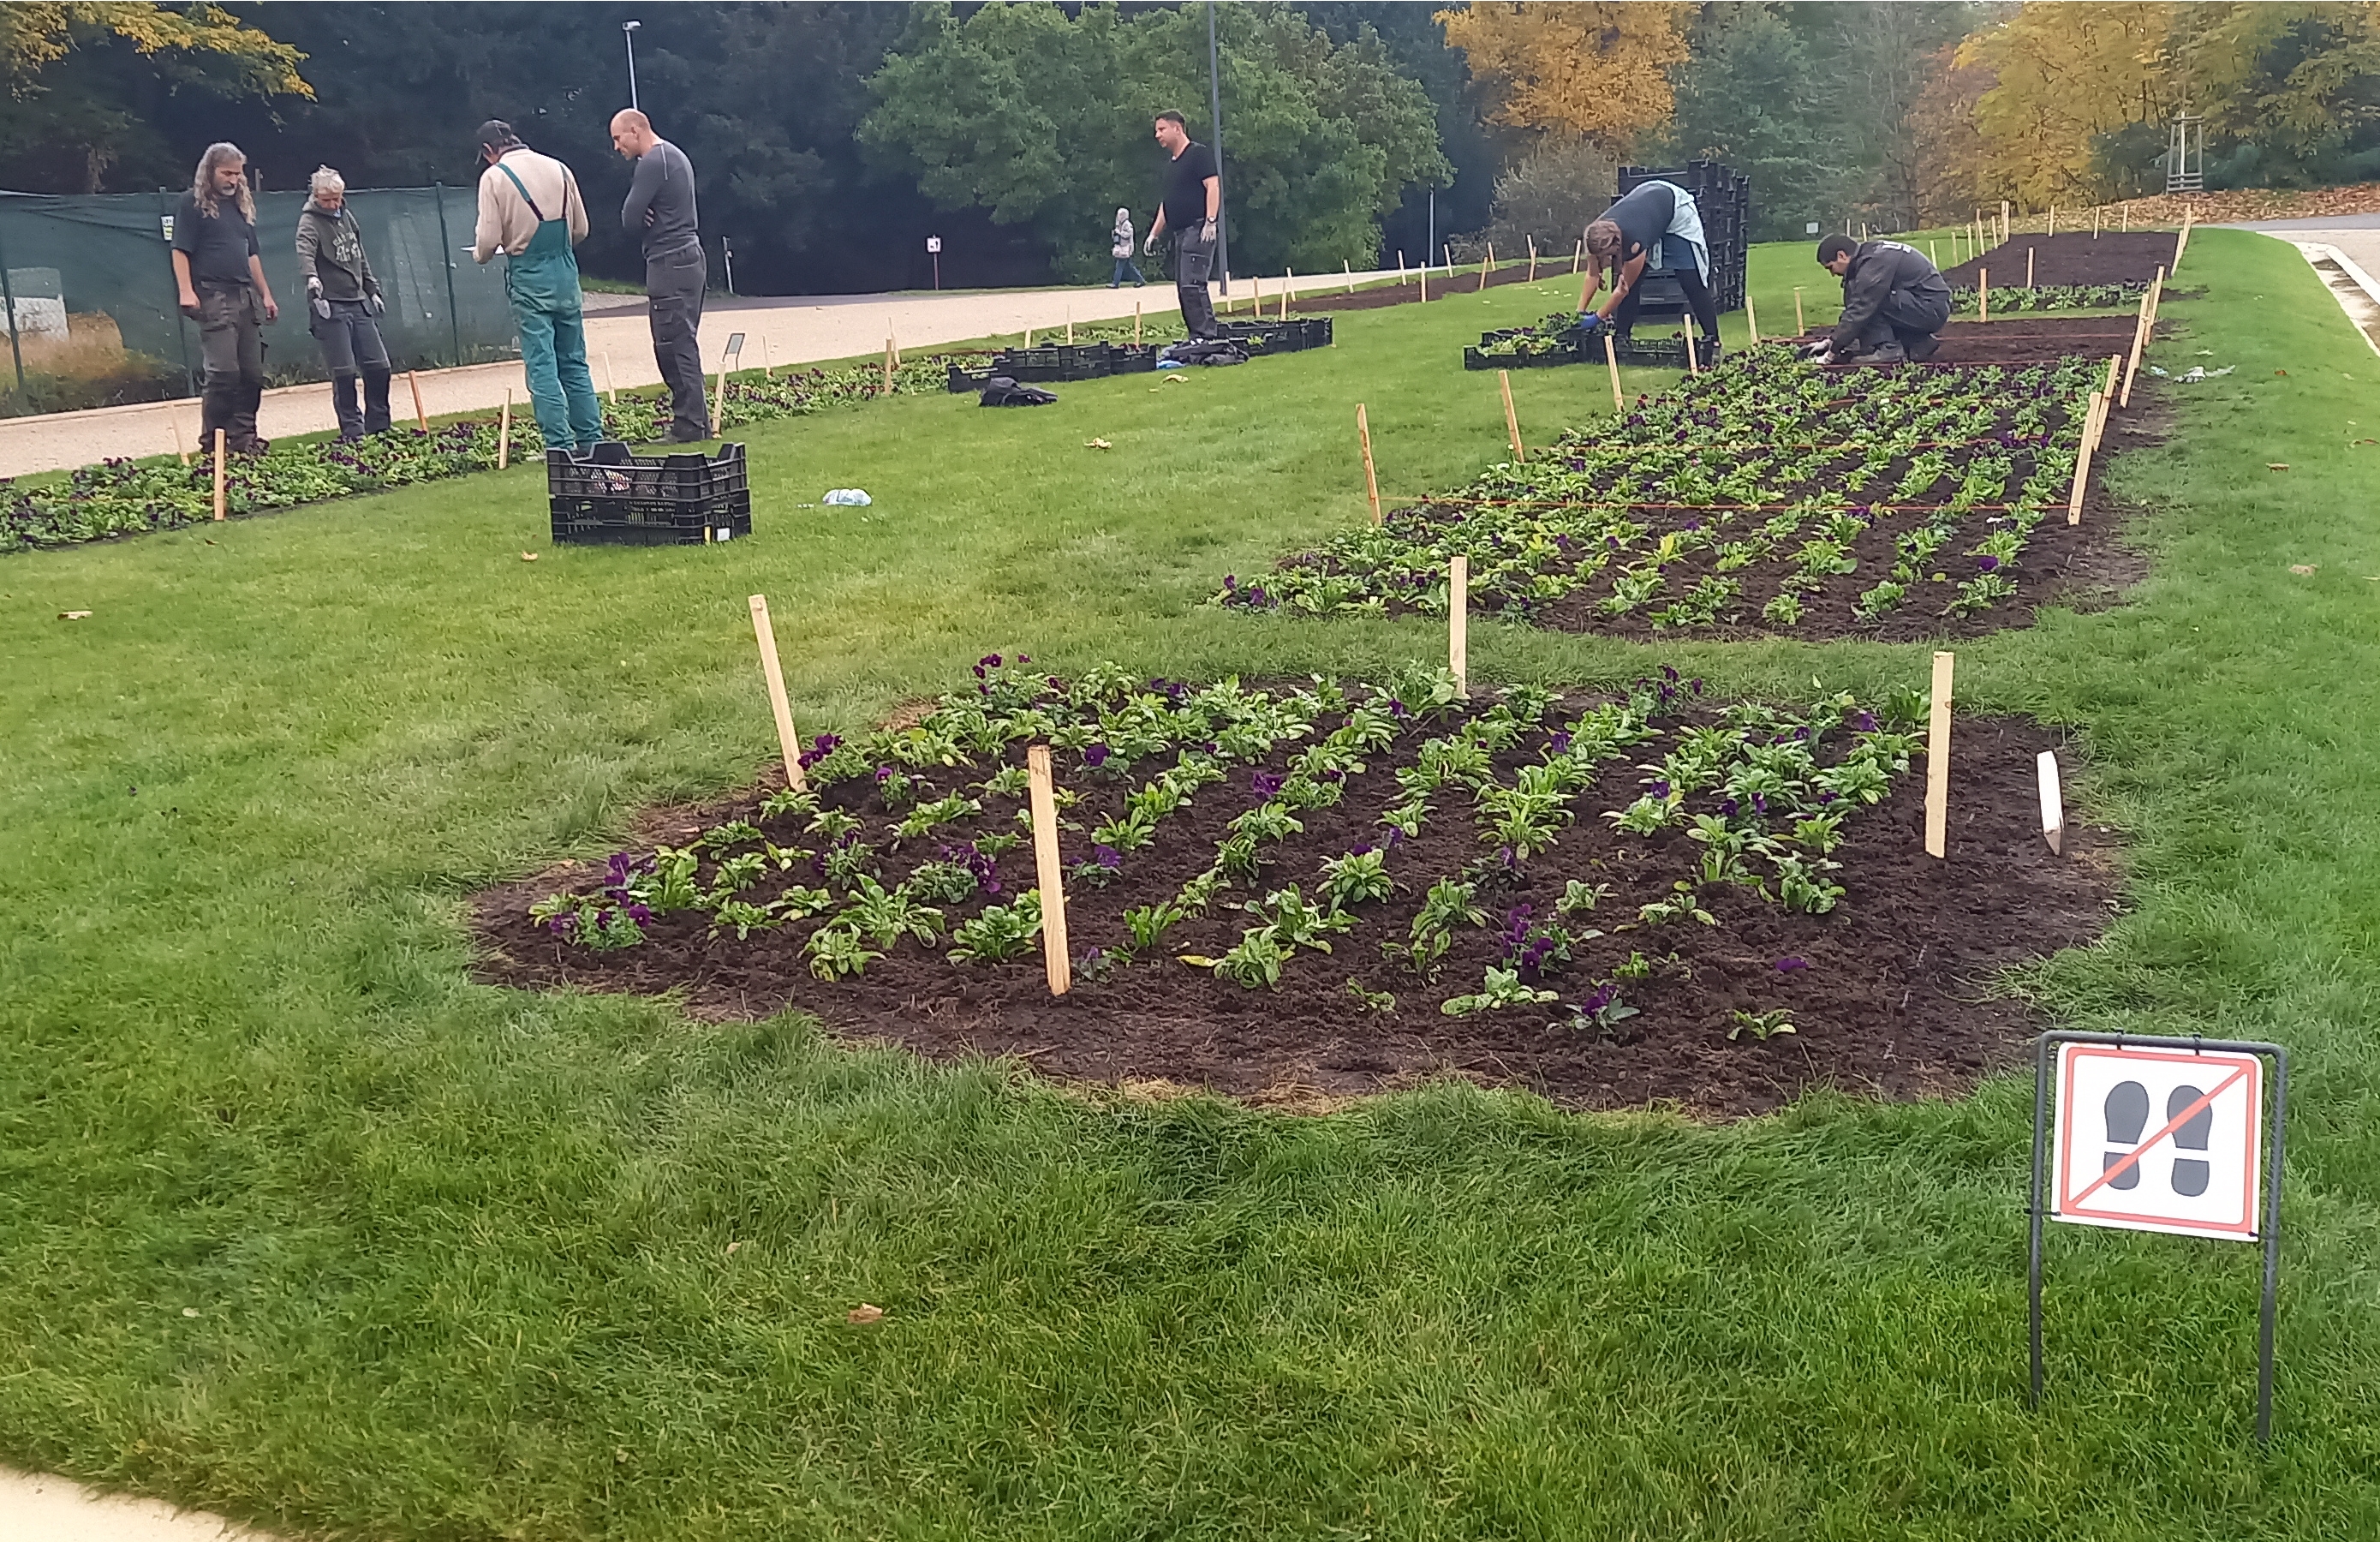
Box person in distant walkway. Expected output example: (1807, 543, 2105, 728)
(171, 142, 279, 455)
(1109, 207, 1145, 288)
(472, 119, 602, 455)
(610, 108, 707, 443)
(1812, 233, 1952, 364)
(295, 166, 392, 440)
(1581, 178, 1721, 366)
(1144, 111, 1221, 339)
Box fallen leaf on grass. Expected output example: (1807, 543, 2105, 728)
(2269, 463, 2291, 470)
(1083, 438, 1112, 449)
(2290, 565, 2317, 575)
(2276, 368, 2289, 376)
(57, 610, 91, 619)
(847, 1303, 885, 1324)
(521, 551, 539, 561)
(725, 1240, 743, 1256)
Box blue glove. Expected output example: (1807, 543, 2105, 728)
(1576, 312, 1604, 334)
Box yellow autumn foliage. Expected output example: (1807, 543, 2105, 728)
(0, 2, 309, 97)
(1435, 2, 1691, 152)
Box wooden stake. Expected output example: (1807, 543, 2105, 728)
(1419, 264, 1428, 303)
(212, 427, 226, 521)
(605, 349, 618, 403)
(1280, 269, 1291, 322)
(1065, 310, 1073, 345)
(2103, 352, 2121, 403)
(1527, 236, 1537, 282)
(1499, 369, 1524, 461)
(1133, 301, 1142, 345)
(747, 594, 806, 793)
(1026, 744, 1071, 997)
(2027, 247, 2035, 289)
(1478, 242, 1492, 293)
(408, 369, 426, 432)
(2049, 205, 2057, 238)
(1685, 332, 1701, 375)
(761, 336, 772, 380)
(2145, 266, 2165, 327)
(498, 389, 511, 469)
(1603, 329, 1624, 412)
(2122, 201, 2130, 232)
(2094, 205, 2102, 239)
(1357, 403, 1381, 524)
(171, 415, 188, 467)
(1398, 254, 1408, 290)
(1448, 554, 1470, 700)
(1924, 651, 1954, 859)
(2174, 206, 2192, 271)
(1344, 259, 1354, 294)
(1979, 268, 1989, 322)
(2119, 266, 2161, 408)
(1024, 327, 1034, 350)
(2066, 390, 2105, 523)
(880, 336, 894, 397)
(1794, 287, 1804, 334)
(1572, 239, 1583, 275)
(2037, 750, 2065, 855)
(1930, 239, 1938, 269)
(713, 364, 727, 435)
(1745, 290, 1758, 346)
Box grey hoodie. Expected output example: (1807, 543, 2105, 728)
(295, 199, 381, 304)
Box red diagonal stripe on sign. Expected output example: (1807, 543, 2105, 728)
(2066, 1063, 2251, 1212)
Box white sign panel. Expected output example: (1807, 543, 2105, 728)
(2053, 1043, 2263, 1240)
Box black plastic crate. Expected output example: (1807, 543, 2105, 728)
(547, 441, 751, 547)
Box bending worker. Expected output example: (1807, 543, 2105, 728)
(472, 118, 603, 456)
(609, 108, 707, 444)
(1810, 233, 1952, 364)
(1578, 177, 1720, 368)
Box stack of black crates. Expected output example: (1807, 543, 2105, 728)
(547, 441, 752, 547)
(1611, 159, 1751, 364)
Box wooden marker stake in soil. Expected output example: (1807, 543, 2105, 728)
(171, 415, 188, 467)
(408, 370, 426, 432)
(1133, 302, 1142, 345)
(713, 365, 728, 436)
(1925, 650, 1954, 859)
(1419, 265, 1428, 303)
(2120, 268, 2161, 409)
(1065, 311, 1074, 345)
(1603, 330, 1624, 412)
(2066, 391, 2105, 523)
(1344, 259, 1355, 294)
(1745, 291, 1759, 345)
(2094, 205, 2102, 238)
(498, 389, 511, 469)
(1447, 554, 1470, 700)
(761, 337, 772, 380)
(605, 349, 618, 402)
(1572, 239, 1583, 275)
(1794, 287, 1804, 334)
(2048, 206, 2057, 238)
(1478, 244, 1492, 293)
(1979, 269, 1989, 321)
(2037, 750, 2065, 855)
(2027, 247, 2035, 289)
(1280, 271, 1291, 322)
(1527, 236, 1537, 281)
(1499, 370, 1524, 461)
(747, 594, 807, 793)
(2103, 352, 2121, 402)
(1357, 403, 1381, 525)
(1026, 745, 1071, 997)
(212, 428, 226, 521)
(1685, 334, 1700, 375)
(880, 336, 894, 397)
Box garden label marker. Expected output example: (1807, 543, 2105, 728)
(1448, 553, 1470, 700)
(1794, 287, 1804, 334)
(2121, 270, 2162, 408)
(2037, 750, 2064, 855)
(212, 429, 225, 522)
(1924, 651, 1953, 858)
(761, 336, 772, 380)
(1572, 238, 1583, 275)
(1398, 254, 1408, 290)
(2027, 247, 2035, 289)
(1745, 290, 1758, 345)
(2048, 205, 2056, 238)
(2122, 200, 2129, 232)
(2067, 391, 2105, 523)
(498, 389, 511, 470)
(1420, 264, 1428, 303)
(1026, 745, 1072, 997)
(1930, 239, 1939, 269)
(1686, 335, 1700, 376)
(1527, 236, 1537, 282)
(1281, 270, 1291, 321)
(1133, 301, 1142, 345)
(1980, 269, 1989, 322)
(1357, 403, 1381, 525)
(1478, 243, 1492, 292)
(746, 595, 806, 793)
(408, 370, 426, 432)
(1499, 370, 1524, 462)
(1345, 259, 1355, 294)
(2094, 204, 2102, 238)
(1603, 331, 1624, 412)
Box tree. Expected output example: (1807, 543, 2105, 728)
(1480, 136, 1616, 256)
(1959, 2, 2178, 208)
(0, 2, 309, 191)
(1435, 2, 1691, 153)
(2169, 3, 2380, 185)
(861, 3, 1449, 281)
(1657, 3, 1831, 239)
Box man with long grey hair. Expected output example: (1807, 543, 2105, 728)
(295, 165, 392, 439)
(171, 141, 279, 453)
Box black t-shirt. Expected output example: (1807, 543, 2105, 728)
(1602, 181, 1677, 266)
(172, 192, 259, 287)
(1161, 140, 1219, 233)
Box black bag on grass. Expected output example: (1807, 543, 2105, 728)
(1159, 339, 1249, 368)
(980, 375, 1059, 407)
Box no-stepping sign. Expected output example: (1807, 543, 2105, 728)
(2053, 1042, 2263, 1240)
(2029, 1031, 2291, 1442)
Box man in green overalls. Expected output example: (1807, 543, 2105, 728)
(472, 119, 603, 454)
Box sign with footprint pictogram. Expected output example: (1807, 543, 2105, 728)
(2052, 1043, 2264, 1240)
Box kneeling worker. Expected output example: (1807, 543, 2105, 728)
(1579, 177, 1720, 366)
(1813, 233, 1952, 364)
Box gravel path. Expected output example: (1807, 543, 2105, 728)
(0, 269, 1395, 479)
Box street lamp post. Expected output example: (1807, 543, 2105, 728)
(622, 20, 641, 110)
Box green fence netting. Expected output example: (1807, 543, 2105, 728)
(0, 185, 528, 415)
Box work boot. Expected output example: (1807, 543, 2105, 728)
(1697, 337, 1724, 368)
(1907, 332, 1942, 362)
(1863, 340, 1908, 366)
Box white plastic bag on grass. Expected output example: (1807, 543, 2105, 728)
(822, 488, 873, 506)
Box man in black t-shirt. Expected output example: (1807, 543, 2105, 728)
(170, 141, 280, 454)
(1145, 111, 1222, 339)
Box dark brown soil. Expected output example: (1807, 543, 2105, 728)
(1778, 317, 2160, 366)
(471, 709, 2121, 1120)
(1941, 231, 2182, 289)
(1292, 262, 1566, 313)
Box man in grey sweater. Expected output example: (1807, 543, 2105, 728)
(294, 165, 391, 439)
(610, 108, 707, 441)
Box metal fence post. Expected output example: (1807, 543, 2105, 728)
(0, 216, 26, 394)
(435, 182, 462, 367)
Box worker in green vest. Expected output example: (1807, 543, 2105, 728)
(471, 119, 603, 454)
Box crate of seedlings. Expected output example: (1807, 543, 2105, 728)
(547, 441, 751, 547)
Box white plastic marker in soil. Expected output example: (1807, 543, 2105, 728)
(1499, 369, 1524, 462)
(2037, 750, 2064, 854)
(1026, 744, 1072, 997)
(1357, 403, 1381, 525)
(2053, 1042, 2264, 1240)
(1925, 650, 1954, 858)
(747, 595, 807, 792)
(1448, 554, 1470, 701)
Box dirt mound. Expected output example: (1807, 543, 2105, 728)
(1942, 231, 2180, 289)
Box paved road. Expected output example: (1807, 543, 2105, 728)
(0, 269, 1397, 479)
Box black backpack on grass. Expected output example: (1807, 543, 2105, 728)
(980, 375, 1059, 406)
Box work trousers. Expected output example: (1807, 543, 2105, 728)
(1847, 286, 1954, 354)
(196, 284, 267, 449)
(515, 302, 605, 452)
(646, 243, 708, 441)
(1172, 229, 1219, 339)
(1612, 264, 1721, 343)
(310, 298, 391, 439)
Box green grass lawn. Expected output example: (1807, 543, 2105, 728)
(7, 232, 2380, 1539)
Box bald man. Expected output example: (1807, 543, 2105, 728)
(611, 108, 707, 441)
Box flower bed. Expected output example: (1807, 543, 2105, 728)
(1951, 282, 2150, 313)
(0, 356, 963, 555)
(473, 659, 2117, 1115)
(1215, 347, 2142, 641)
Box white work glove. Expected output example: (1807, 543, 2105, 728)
(1199, 218, 1217, 242)
(307, 278, 330, 320)
(1143, 230, 1158, 257)
(367, 292, 385, 316)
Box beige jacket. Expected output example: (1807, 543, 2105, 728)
(472, 146, 588, 264)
